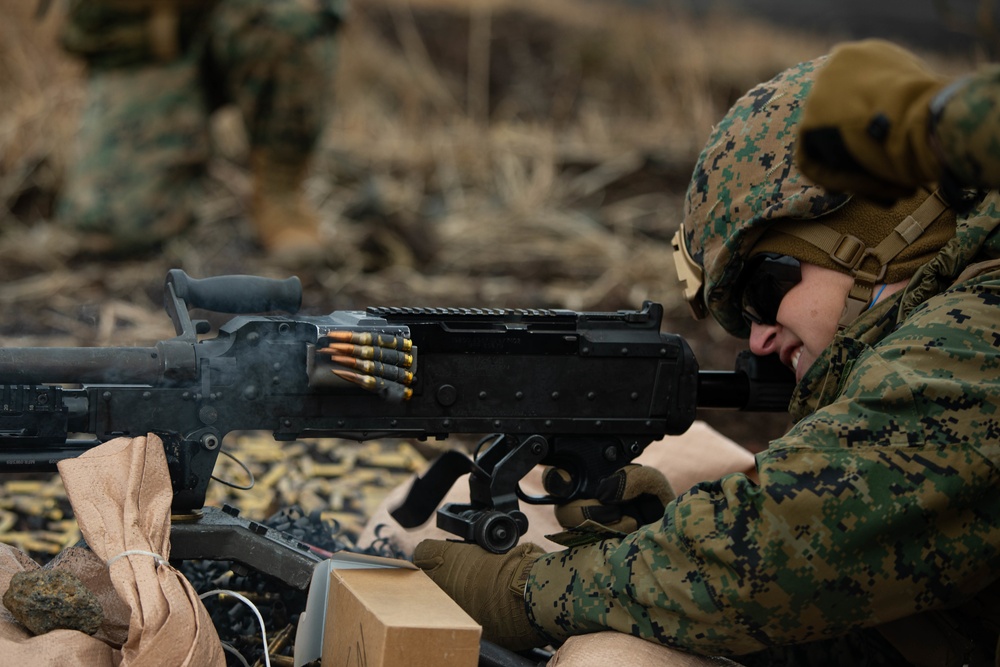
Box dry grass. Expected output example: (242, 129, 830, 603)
(0, 0, 977, 445)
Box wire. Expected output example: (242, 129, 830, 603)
(868, 283, 889, 310)
(210, 448, 256, 491)
(199, 588, 271, 667)
(220, 642, 251, 667)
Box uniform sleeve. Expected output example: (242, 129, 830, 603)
(525, 274, 1000, 656)
(934, 66, 1000, 188)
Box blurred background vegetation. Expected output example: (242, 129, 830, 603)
(0, 0, 992, 452)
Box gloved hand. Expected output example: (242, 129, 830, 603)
(543, 463, 675, 534)
(413, 540, 547, 651)
(797, 39, 950, 201)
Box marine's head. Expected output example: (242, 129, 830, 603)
(671, 56, 955, 342)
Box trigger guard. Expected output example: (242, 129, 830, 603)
(516, 471, 584, 506)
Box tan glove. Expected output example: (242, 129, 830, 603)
(797, 39, 949, 201)
(413, 540, 547, 651)
(543, 463, 675, 534)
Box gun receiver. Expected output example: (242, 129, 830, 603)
(0, 270, 793, 558)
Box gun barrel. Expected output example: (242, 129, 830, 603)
(0, 347, 163, 385)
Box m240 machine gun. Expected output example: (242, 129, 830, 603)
(0, 270, 793, 586)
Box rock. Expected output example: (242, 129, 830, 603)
(3, 568, 104, 636)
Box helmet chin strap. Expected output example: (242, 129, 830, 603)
(771, 189, 948, 329)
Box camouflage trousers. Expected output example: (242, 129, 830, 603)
(58, 0, 341, 250)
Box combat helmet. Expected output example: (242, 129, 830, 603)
(671, 57, 953, 337)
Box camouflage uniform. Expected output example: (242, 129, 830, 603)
(934, 66, 1000, 188)
(58, 0, 342, 251)
(523, 60, 1000, 666)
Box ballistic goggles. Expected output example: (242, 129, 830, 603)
(671, 225, 803, 328)
(738, 253, 802, 326)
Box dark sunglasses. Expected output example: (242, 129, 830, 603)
(739, 253, 802, 326)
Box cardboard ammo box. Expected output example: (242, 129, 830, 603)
(321, 566, 482, 667)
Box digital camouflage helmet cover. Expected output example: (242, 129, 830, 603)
(671, 57, 952, 337)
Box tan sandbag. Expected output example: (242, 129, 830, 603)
(54, 434, 226, 667)
(50, 546, 131, 645)
(357, 420, 758, 556)
(0, 436, 228, 665)
(549, 632, 745, 666)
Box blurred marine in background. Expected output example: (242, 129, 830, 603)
(57, 0, 343, 260)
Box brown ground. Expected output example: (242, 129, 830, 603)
(0, 0, 983, 545)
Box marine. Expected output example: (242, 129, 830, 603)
(412, 50, 1000, 666)
(57, 0, 343, 260)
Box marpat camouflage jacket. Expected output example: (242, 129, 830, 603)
(524, 191, 1000, 660)
(936, 65, 1000, 189)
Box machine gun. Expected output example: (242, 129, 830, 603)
(0, 270, 793, 588)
